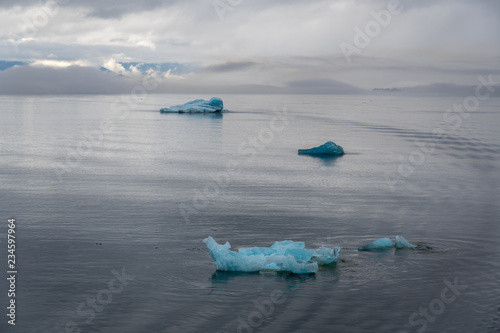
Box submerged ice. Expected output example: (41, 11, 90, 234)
(203, 237, 340, 274)
(358, 236, 416, 251)
(298, 141, 345, 156)
(160, 97, 225, 113)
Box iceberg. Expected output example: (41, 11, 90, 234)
(298, 141, 345, 156)
(358, 237, 394, 251)
(358, 236, 417, 251)
(160, 97, 226, 113)
(395, 235, 416, 249)
(203, 237, 340, 274)
(203, 237, 264, 272)
(313, 246, 341, 265)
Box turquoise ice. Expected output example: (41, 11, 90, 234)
(358, 237, 395, 251)
(395, 235, 417, 249)
(358, 236, 417, 250)
(203, 237, 340, 274)
(160, 97, 226, 113)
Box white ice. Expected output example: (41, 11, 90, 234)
(203, 237, 340, 274)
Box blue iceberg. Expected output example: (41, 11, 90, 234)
(395, 235, 416, 249)
(203, 237, 340, 274)
(160, 97, 226, 113)
(358, 237, 394, 251)
(298, 141, 344, 156)
(358, 236, 417, 251)
(312, 246, 341, 265)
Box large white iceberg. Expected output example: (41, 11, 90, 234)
(203, 237, 340, 274)
(298, 141, 345, 156)
(160, 97, 226, 113)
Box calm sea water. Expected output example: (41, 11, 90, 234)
(0, 94, 499, 333)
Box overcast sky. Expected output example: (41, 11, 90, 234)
(0, 0, 499, 94)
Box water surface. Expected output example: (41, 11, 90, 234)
(0, 94, 499, 332)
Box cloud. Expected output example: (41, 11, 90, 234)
(203, 61, 257, 73)
(285, 78, 365, 94)
(0, 0, 499, 92)
(31, 59, 90, 67)
(397, 82, 500, 97)
(0, 0, 176, 18)
(84, 1, 168, 19)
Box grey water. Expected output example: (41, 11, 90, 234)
(0, 94, 499, 333)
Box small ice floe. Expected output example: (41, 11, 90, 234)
(358, 236, 417, 251)
(203, 237, 340, 274)
(358, 237, 395, 251)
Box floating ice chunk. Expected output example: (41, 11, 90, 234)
(263, 255, 318, 274)
(160, 97, 226, 113)
(395, 235, 416, 249)
(284, 248, 316, 262)
(358, 237, 395, 251)
(313, 246, 341, 265)
(271, 240, 306, 254)
(204, 237, 340, 274)
(238, 247, 275, 256)
(203, 237, 264, 272)
(298, 141, 344, 156)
